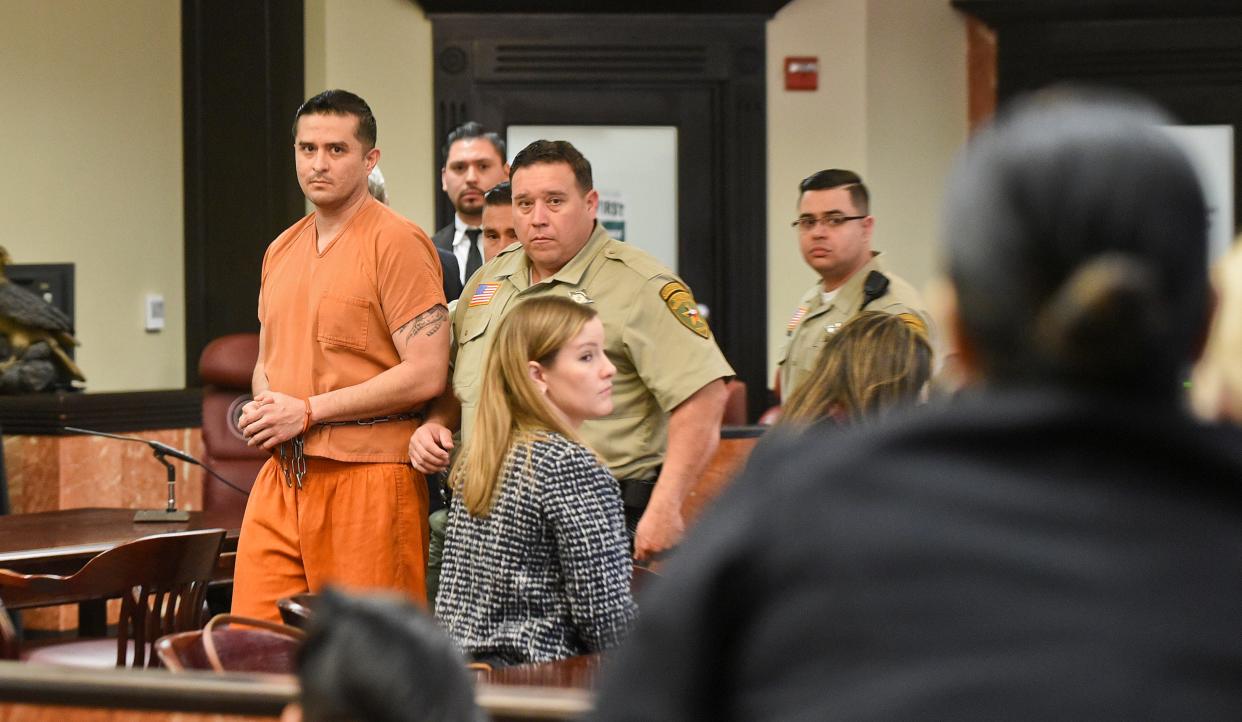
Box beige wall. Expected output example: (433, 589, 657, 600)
(0, 0, 184, 392)
(766, 0, 967, 381)
(307, 0, 438, 230)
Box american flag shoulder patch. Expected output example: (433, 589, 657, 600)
(469, 282, 500, 307)
(787, 306, 809, 333)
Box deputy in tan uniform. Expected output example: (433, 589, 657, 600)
(410, 139, 733, 562)
(778, 169, 929, 398)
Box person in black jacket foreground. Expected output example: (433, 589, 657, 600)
(592, 88, 1242, 721)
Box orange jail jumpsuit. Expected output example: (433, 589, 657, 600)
(232, 196, 446, 621)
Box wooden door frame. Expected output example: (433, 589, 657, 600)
(182, 0, 305, 386)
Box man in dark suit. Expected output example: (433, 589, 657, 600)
(433, 122, 509, 291)
(437, 250, 462, 304)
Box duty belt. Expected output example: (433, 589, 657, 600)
(618, 477, 657, 509)
(275, 412, 420, 488)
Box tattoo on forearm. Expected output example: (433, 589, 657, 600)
(403, 304, 448, 339)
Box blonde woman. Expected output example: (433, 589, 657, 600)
(1193, 242, 1242, 423)
(778, 311, 932, 428)
(435, 296, 637, 666)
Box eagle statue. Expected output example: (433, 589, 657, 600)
(0, 247, 85, 388)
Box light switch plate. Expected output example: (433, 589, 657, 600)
(145, 293, 165, 332)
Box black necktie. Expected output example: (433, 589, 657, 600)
(464, 228, 482, 281)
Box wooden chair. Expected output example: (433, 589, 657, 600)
(156, 614, 304, 674)
(0, 529, 225, 668)
(276, 593, 317, 629)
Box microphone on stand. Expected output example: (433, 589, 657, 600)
(62, 426, 202, 522)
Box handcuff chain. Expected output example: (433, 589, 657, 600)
(292, 437, 306, 488)
(276, 412, 413, 487)
(277, 436, 308, 489)
(317, 412, 419, 427)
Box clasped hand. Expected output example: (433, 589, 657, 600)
(408, 422, 454, 473)
(634, 498, 685, 562)
(239, 391, 306, 450)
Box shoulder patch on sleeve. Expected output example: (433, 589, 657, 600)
(896, 312, 929, 339)
(659, 281, 711, 339)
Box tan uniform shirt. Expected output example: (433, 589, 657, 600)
(451, 224, 735, 481)
(777, 253, 928, 398)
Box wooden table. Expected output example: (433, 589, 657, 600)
(0, 507, 242, 578)
(0, 507, 243, 633)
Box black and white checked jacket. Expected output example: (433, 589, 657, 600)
(435, 432, 638, 665)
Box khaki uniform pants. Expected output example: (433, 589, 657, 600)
(231, 456, 429, 622)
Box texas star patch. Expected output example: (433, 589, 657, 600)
(659, 281, 710, 339)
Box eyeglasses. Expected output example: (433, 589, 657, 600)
(791, 214, 867, 232)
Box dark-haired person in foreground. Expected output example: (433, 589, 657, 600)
(593, 90, 1242, 719)
(283, 588, 482, 722)
(235, 90, 449, 620)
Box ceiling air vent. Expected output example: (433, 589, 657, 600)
(481, 43, 714, 79)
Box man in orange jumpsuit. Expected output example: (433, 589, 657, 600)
(233, 89, 449, 621)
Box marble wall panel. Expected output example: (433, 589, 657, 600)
(19, 606, 74, 632)
(2, 427, 205, 513)
(20, 592, 124, 635)
(4, 436, 59, 513)
(59, 436, 125, 509)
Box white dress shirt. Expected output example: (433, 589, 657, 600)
(450, 215, 483, 285)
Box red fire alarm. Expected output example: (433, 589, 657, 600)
(785, 56, 818, 91)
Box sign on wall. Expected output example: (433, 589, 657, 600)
(507, 125, 679, 271)
(598, 191, 626, 241)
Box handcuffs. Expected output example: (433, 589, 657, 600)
(275, 412, 419, 488)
